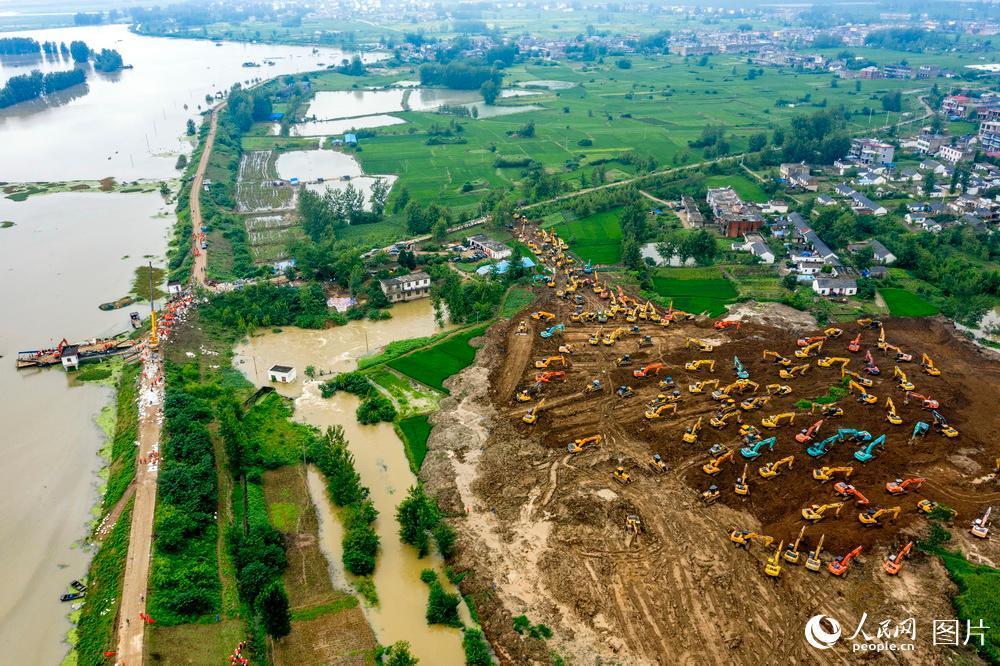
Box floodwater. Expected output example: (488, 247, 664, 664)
(233, 299, 469, 663)
(304, 86, 539, 122)
(0, 23, 365, 662)
(290, 113, 406, 137)
(0, 191, 171, 663)
(276, 148, 398, 208)
(0, 24, 364, 182)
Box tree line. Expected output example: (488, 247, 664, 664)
(0, 69, 86, 108)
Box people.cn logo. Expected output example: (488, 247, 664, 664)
(805, 614, 842, 650)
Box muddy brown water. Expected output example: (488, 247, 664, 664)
(234, 299, 468, 664)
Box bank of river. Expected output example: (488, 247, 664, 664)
(0, 23, 365, 662)
(234, 299, 469, 664)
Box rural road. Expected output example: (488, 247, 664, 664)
(114, 354, 162, 665)
(190, 107, 221, 287)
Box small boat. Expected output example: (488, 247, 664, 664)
(60, 592, 85, 602)
(70, 580, 87, 592)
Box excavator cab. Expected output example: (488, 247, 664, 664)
(824, 327, 844, 339)
(584, 379, 603, 394)
(794, 340, 824, 359)
(817, 356, 850, 368)
(779, 364, 810, 380)
(686, 337, 715, 353)
(633, 362, 665, 378)
(893, 366, 915, 392)
(645, 401, 677, 420)
(971, 507, 991, 539)
(522, 398, 547, 425)
(658, 376, 676, 390)
(739, 436, 776, 460)
(848, 380, 878, 405)
(739, 396, 770, 412)
(616, 385, 635, 399)
(709, 408, 742, 430)
(567, 434, 602, 454)
(917, 499, 938, 515)
(615, 354, 632, 367)
(848, 333, 862, 353)
(531, 311, 556, 321)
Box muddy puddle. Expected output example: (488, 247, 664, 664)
(234, 299, 468, 663)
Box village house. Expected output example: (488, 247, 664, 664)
(848, 138, 895, 167)
(379, 271, 432, 303)
(267, 365, 297, 383)
(779, 163, 819, 191)
(942, 94, 975, 118)
(741, 234, 775, 264)
(812, 277, 858, 296)
(466, 234, 512, 260)
(937, 143, 976, 164)
(706, 186, 763, 237)
(871, 240, 897, 265)
(849, 192, 888, 216)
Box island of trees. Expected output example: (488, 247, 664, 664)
(0, 69, 86, 108)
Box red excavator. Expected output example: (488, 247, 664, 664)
(864, 350, 880, 375)
(833, 482, 871, 506)
(885, 478, 925, 495)
(828, 545, 863, 576)
(714, 320, 742, 331)
(795, 419, 824, 444)
(797, 335, 827, 347)
(905, 392, 940, 410)
(535, 371, 566, 383)
(883, 542, 913, 575)
(848, 333, 862, 353)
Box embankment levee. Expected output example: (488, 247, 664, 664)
(64, 363, 141, 665)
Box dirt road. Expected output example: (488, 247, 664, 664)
(190, 107, 220, 287)
(115, 353, 163, 665)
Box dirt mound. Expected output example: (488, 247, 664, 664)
(724, 300, 818, 331)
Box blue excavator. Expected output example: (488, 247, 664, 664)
(854, 434, 887, 463)
(740, 436, 776, 460)
(734, 356, 750, 380)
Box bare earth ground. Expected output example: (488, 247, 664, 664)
(423, 285, 1000, 664)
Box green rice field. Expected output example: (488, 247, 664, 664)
(387, 324, 489, 392)
(651, 267, 738, 317)
(556, 207, 623, 265)
(880, 288, 939, 317)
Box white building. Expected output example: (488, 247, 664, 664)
(467, 234, 512, 260)
(849, 138, 895, 166)
(871, 240, 897, 265)
(268, 364, 297, 383)
(379, 271, 431, 303)
(60, 345, 80, 371)
(812, 277, 858, 296)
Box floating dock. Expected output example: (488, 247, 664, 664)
(16, 336, 140, 370)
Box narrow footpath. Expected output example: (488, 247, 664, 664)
(190, 107, 220, 287)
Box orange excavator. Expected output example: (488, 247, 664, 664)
(797, 335, 827, 347)
(833, 482, 871, 506)
(535, 371, 566, 383)
(828, 545, 863, 576)
(714, 319, 742, 330)
(633, 362, 666, 379)
(883, 542, 913, 575)
(905, 391, 939, 410)
(847, 332, 862, 353)
(795, 419, 824, 444)
(703, 449, 735, 475)
(885, 477, 925, 495)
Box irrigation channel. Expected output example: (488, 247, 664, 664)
(233, 298, 471, 664)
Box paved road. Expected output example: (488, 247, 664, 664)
(114, 354, 162, 665)
(190, 107, 221, 287)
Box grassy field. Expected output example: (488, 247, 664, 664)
(501, 286, 536, 318)
(397, 414, 432, 473)
(557, 207, 624, 265)
(880, 288, 939, 317)
(145, 619, 246, 664)
(705, 174, 769, 202)
(651, 267, 738, 317)
(387, 324, 489, 392)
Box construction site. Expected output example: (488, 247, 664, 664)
(421, 220, 1000, 664)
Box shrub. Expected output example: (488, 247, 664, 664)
(421, 570, 461, 626)
(463, 628, 492, 665)
(257, 581, 291, 638)
(356, 395, 397, 424)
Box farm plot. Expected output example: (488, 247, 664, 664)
(236, 150, 293, 213)
(244, 214, 302, 262)
(652, 266, 738, 316)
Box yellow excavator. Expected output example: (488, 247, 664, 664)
(648, 454, 668, 473)
(783, 526, 807, 564)
(805, 534, 825, 572)
(877, 322, 888, 351)
(730, 530, 773, 548)
(764, 540, 784, 578)
(709, 408, 742, 429)
(602, 327, 629, 346)
(801, 502, 845, 522)
(534, 355, 566, 369)
(795, 340, 824, 358)
(813, 466, 854, 482)
(859, 506, 902, 526)
(842, 367, 873, 387)
(687, 337, 715, 353)
(567, 434, 602, 453)
(740, 396, 771, 412)
(522, 398, 547, 424)
(689, 379, 720, 394)
(735, 463, 750, 495)
(893, 366, 915, 392)
(645, 402, 678, 420)
(921, 353, 941, 377)
(761, 412, 796, 429)
(779, 364, 810, 380)
(759, 456, 794, 479)
(885, 397, 902, 426)
(824, 327, 844, 339)
(682, 417, 702, 444)
(612, 466, 633, 485)
(588, 329, 603, 345)
(703, 449, 735, 475)
(531, 311, 556, 321)
(766, 383, 792, 396)
(848, 379, 878, 405)
(817, 356, 850, 368)
(763, 350, 793, 366)
(685, 359, 716, 372)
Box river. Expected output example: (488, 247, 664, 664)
(233, 299, 469, 664)
(0, 24, 362, 663)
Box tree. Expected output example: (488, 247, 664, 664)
(782, 273, 798, 290)
(68, 40, 89, 62)
(175, 154, 188, 170)
(622, 239, 642, 271)
(381, 642, 419, 666)
(479, 79, 499, 105)
(397, 485, 438, 557)
(432, 217, 449, 242)
(356, 395, 397, 424)
(422, 570, 461, 626)
(366, 280, 390, 309)
(369, 177, 390, 218)
(748, 132, 767, 152)
(257, 582, 291, 638)
(349, 265, 365, 296)
(392, 186, 411, 214)
(186, 118, 196, 136)
(923, 171, 936, 197)
(463, 629, 492, 666)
